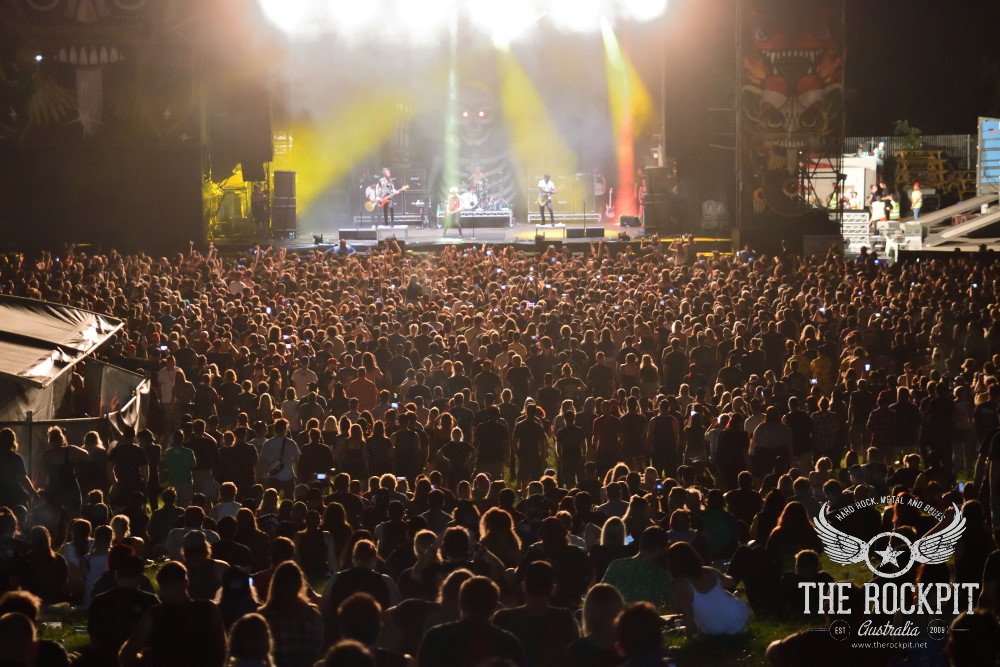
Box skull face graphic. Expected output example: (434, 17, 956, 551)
(740, 1, 844, 216)
(457, 82, 494, 148)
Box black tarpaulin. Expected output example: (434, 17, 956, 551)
(0, 295, 123, 388)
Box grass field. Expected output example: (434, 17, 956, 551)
(36, 557, 877, 665)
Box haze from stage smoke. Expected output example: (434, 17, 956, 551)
(256, 0, 668, 44)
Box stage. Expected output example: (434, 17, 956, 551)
(337, 220, 629, 245)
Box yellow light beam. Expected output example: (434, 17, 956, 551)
(497, 50, 577, 214)
(272, 88, 414, 216)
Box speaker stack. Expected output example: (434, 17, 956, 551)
(399, 168, 428, 224)
(643, 166, 675, 233)
(273, 171, 296, 238)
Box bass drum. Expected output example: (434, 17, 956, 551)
(460, 192, 478, 210)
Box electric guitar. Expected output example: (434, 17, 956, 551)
(605, 187, 615, 219)
(365, 185, 409, 212)
(537, 186, 557, 208)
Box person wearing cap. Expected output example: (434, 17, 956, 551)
(910, 181, 922, 220)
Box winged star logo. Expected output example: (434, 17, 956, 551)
(814, 502, 966, 579)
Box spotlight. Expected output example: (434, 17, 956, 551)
(34, 54, 43, 62)
(620, 0, 669, 22)
(477, 110, 487, 118)
(468, 0, 543, 48)
(552, 0, 603, 33)
(462, 111, 470, 118)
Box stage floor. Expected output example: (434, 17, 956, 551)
(213, 222, 733, 254)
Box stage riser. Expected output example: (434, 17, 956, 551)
(527, 214, 603, 225)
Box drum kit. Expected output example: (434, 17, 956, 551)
(457, 170, 510, 212)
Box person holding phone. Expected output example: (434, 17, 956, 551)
(297, 427, 334, 485)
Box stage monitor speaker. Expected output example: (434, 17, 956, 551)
(274, 171, 296, 198)
(340, 229, 377, 241)
(645, 166, 672, 195)
(566, 227, 606, 239)
(401, 192, 429, 216)
(401, 169, 427, 192)
(619, 215, 642, 228)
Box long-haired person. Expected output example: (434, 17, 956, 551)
(226, 613, 274, 667)
(565, 583, 625, 666)
(479, 507, 522, 569)
(42, 426, 88, 536)
(765, 501, 821, 573)
(26, 525, 67, 604)
(259, 561, 323, 667)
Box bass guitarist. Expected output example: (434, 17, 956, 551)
(537, 174, 556, 225)
(377, 168, 397, 225)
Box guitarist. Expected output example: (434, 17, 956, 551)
(377, 168, 397, 225)
(364, 178, 379, 225)
(537, 174, 556, 224)
(444, 186, 464, 238)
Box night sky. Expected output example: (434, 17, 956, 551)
(845, 0, 1000, 134)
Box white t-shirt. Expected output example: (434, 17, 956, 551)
(538, 179, 555, 193)
(212, 501, 243, 521)
(260, 435, 301, 482)
(281, 399, 300, 430)
(156, 366, 176, 404)
(291, 367, 319, 396)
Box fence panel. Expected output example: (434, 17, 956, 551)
(844, 135, 974, 170)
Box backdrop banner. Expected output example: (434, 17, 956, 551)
(739, 0, 845, 219)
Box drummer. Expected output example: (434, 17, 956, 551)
(470, 166, 487, 198)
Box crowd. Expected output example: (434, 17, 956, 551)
(1, 238, 1000, 666)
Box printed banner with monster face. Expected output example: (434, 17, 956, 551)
(740, 0, 844, 218)
(0, 0, 202, 144)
